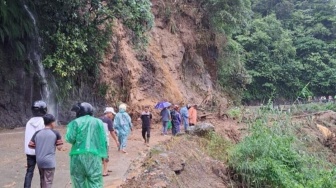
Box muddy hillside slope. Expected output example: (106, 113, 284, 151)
(99, 0, 227, 117)
(0, 0, 227, 127)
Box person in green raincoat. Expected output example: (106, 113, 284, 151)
(113, 103, 133, 154)
(65, 102, 107, 188)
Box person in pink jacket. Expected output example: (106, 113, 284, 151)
(188, 105, 197, 126)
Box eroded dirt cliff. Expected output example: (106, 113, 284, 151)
(0, 0, 228, 127)
(99, 0, 227, 117)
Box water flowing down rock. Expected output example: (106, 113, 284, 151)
(23, 4, 57, 118)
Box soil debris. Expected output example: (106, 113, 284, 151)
(121, 136, 235, 188)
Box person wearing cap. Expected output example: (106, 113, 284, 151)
(28, 114, 63, 188)
(99, 107, 119, 176)
(113, 103, 133, 154)
(140, 106, 152, 146)
(66, 102, 107, 188)
(180, 104, 189, 132)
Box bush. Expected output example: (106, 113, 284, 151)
(293, 102, 336, 114)
(111, 0, 154, 46)
(204, 132, 232, 161)
(227, 107, 242, 120)
(228, 111, 336, 187)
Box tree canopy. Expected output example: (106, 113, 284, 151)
(234, 0, 336, 102)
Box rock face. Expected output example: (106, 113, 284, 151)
(187, 122, 215, 136)
(0, 47, 42, 128)
(0, 45, 106, 127)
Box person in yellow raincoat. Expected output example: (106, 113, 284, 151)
(65, 102, 107, 188)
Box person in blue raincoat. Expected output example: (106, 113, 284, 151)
(113, 103, 133, 154)
(179, 104, 189, 132)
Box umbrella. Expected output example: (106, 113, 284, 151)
(154, 101, 171, 109)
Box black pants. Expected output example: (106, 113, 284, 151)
(24, 154, 38, 188)
(142, 126, 150, 142)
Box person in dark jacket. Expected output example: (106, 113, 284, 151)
(171, 105, 181, 136)
(140, 106, 152, 146)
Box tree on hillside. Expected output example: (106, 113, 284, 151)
(0, 0, 33, 58)
(235, 0, 336, 101)
(236, 14, 301, 101)
(290, 0, 336, 95)
(203, 0, 252, 35)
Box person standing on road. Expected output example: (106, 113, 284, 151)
(180, 104, 189, 132)
(140, 106, 152, 146)
(188, 104, 197, 126)
(66, 102, 107, 188)
(24, 100, 47, 188)
(99, 107, 119, 177)
(160, 106, 171, 135)
(28, 114, 63, 188)
(171, 105, 182, 136)
(113, 103, 133, 154)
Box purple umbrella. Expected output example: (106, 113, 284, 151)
(154, 101, 171, 109)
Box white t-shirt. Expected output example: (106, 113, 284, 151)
(24, 117, 45, 155)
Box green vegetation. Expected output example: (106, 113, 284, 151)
(30, 0, 153, 81)
(204, 132, 232, 161)
(293, 102, 336, 114)
(0, 0, 33, 58)
(200, 0, 336, 102)
(0, 0, 153, 99)
(227, 107, 242, 120)
(237, 0, 336, 101)
(197, 103, 336, 187)
(200, 0, 252, 101)
(111, 0, 154, 46)
(228, 110, 336, 187)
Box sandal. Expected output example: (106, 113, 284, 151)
(103, 173, 109, 177)
(108, 170, 113, 172)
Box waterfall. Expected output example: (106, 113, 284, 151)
(23, 4, 58, 119)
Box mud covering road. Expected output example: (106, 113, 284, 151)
(0, 125, 170, 188)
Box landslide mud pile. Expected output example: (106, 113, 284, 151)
(99, 0, 228, 118)
(313, 111, 336, 155)
(121, 136, 235, 188)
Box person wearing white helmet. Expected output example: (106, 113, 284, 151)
(113, 103, 133, 154)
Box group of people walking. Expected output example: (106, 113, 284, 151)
(24, 101, 132, 188)
(23, 100, 197, 188)
(160, 104, 198, 136)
